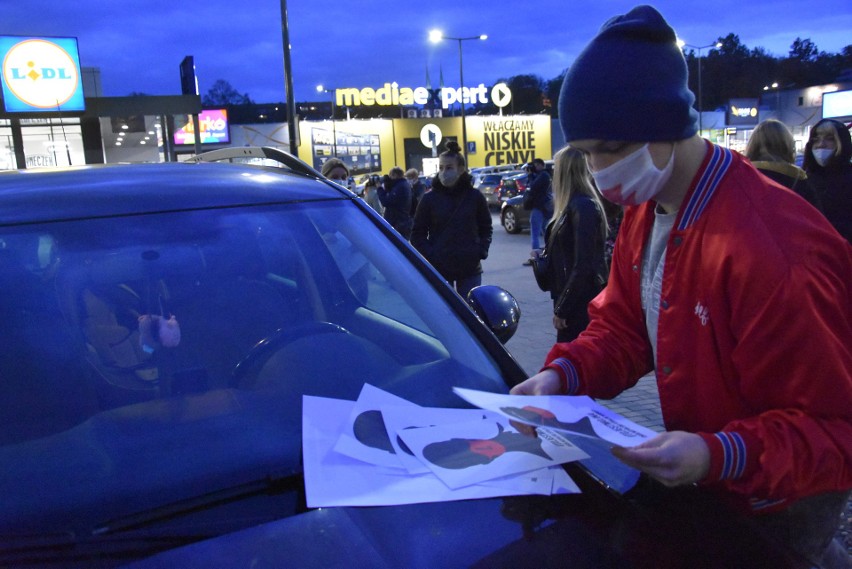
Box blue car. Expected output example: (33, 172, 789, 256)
(0, 148, 798, 568)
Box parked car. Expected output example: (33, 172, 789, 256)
(501, 193, 531, 234)
(0, 148, 799, 568)
(471, 164, 523, 189)
(476, 173, 505, 209)
(496, 171, 530, 202)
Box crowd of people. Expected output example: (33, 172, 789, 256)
(318, 7, 850, 564)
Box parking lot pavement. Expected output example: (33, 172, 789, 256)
(481, 212, 665, 433)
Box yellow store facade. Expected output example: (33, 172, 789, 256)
(293, 114, 553, 176)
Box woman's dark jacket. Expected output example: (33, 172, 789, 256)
(542, 194, 608, 340)
(802, 119, 852, 242)
(378, 177, 413, 237)
(411, 173, 493, 281)
(410, 179, 427, 216)
(750, 161, 819, 209)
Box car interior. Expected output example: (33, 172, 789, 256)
(0, 200, 503, 449)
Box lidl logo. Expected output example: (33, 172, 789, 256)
(1, 36, 85, 113)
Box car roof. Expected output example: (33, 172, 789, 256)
(0, 162, 350, 226)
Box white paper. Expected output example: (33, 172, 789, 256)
(332, 383, 414, 469)
(452, 387, 656, 448)
(303, 395, 579, 507)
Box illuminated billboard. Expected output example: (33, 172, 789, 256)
(823, 89, 851, 119)
(0, 36, 85, 113)
(173, 109, 230, 145)
(727, 98, 759, 127)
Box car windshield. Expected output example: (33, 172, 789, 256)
(0, 198, 508, 540)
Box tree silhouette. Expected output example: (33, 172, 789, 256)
(203, 79, 254, 106)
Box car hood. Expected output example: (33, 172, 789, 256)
(125, 479, 799, 569)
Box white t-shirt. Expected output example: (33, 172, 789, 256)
(640, 206, 678, 366)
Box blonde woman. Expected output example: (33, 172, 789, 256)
(745, 119, 818, 207)
(539, 146, 609, 342)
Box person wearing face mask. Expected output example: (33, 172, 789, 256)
(321, 157, 351, 189)
(510, 6, 851, 567)
(411, 140, 492, 298)
(803, 118, 852, 242)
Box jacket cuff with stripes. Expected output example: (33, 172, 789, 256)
(543, 357, 581, 395)
(698, 431, 761, 483)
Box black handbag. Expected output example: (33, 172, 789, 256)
(531, 252, 551, 292)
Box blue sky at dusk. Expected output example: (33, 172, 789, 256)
(3, 0, 850, 104)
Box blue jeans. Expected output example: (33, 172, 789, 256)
(453, 274, 482, 301)
(530, 208, 546, 251)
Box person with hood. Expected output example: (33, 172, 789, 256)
(377, 167, 413, 239)
(510, 6, 851, 567)
(803, 118, 852, 242)
(411, 141, 493, 299)
(744, 119, 819, 208)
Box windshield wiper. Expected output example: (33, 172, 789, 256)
(92, 467, 304, 537)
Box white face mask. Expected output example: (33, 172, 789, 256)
(592, 144, 675, 206)
(812, 148, 834, 167)
(439, 170, 459, 187)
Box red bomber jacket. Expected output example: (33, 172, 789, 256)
(544, 142, 852, 514)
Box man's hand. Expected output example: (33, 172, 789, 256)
(510, 369, 562, 396)
(610, 431, 710, 487)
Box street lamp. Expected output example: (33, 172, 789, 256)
(763, 82, 781, 119)
(678, 40, 722, 136)
(316, 84, 337, 156)
(428, 30, 487, 161)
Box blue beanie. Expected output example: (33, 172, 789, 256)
(559, 5, 698, 142)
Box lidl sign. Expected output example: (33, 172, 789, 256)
(0, 36, 85, 113)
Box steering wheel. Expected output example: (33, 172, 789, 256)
(231, 321, 350, 388)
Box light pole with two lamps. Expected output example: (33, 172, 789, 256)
(763, 82, 781, 119)
(428, 30, 487, 161)
(316, 84, 337, 156)
(678, 40, 722, 136)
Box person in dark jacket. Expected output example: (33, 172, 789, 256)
(405, 168, 427, 217)
(523, 158, 554, 265)
(803, 118, 852, 242)
(538, 146, 609, 342)
(411, 141, 493, 299)
(744, 119, 819, 208)
(378, 167, 413, 240)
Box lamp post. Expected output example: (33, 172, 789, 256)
(763, 82, 780, 119)
(679, 40, 721, 136)
(428, 30, 487, 161)
(316, 84, 337, 156)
